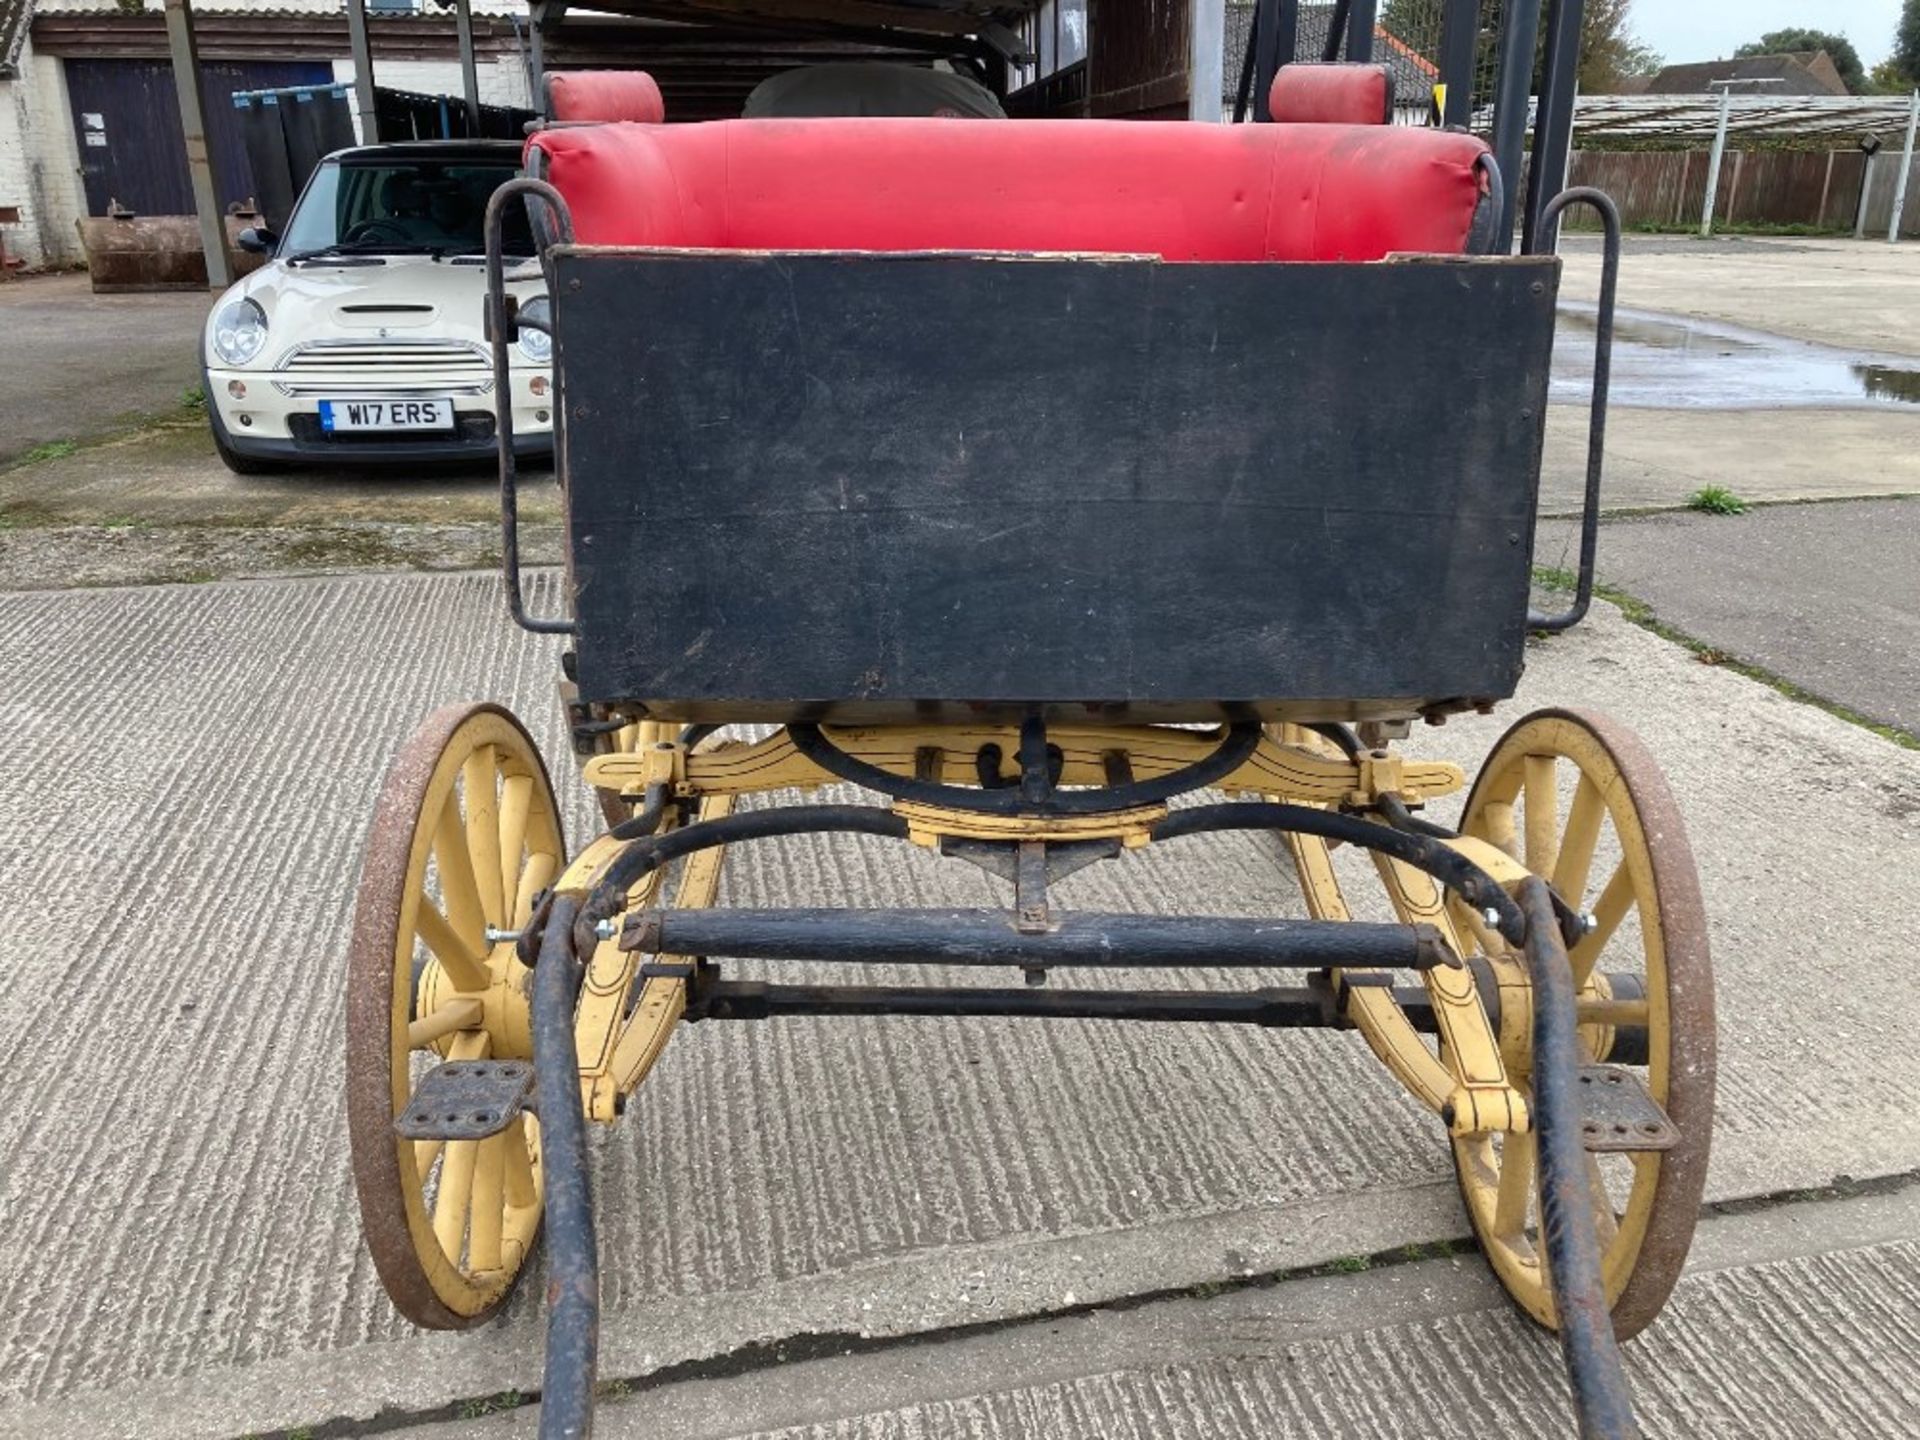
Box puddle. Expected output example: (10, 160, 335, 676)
(1551, 305, 1920, 410)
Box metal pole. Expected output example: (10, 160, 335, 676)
(454, 0, 481, 135)
(161, 0, 231, 290)
(1523, 0, 1583, 252)
(345, 0, 379, 144)
(1490, 0, 1544, 249)
(1438, 0, 1478, 129)
(1251, 0, 1282, 122)
(1890, 90, 1919, 244)
(1856, 152, 1877, 240)
(1189, 0, 1226, 122)
(1346, 0, 1377, 62)
(528, 0, 548, 97)
(1699, 85, 1731, 237)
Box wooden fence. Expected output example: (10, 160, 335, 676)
(1556, 148, 1919, 237)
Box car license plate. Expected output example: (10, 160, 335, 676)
(319, 398, 455, 433)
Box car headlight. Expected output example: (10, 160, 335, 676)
(517, 296, 553, 364)
(211, 298, 269, 367)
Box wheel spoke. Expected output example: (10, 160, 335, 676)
(462, 746, 505, 930)
(1569, 863, 1635, 988)
(433, 1140, 477, 1260)
(512, 850, 558, 930)
(1577, 997, 1649, 1028)
(503, 1114, 539, 1210)
(1523, 755, 1560, 879)
(497, 773, 533, 908)
(1484, 800, 1519, 861)
(407, 996, 483, 1050)
(1493, 1129, 1537, 1240)
(1586, 1155, 1621, 1249)
(414, 897, 489, 993)
(434, 794, 488, 960)
(1553, 774, 1606, 907)
(469, 1134, 507, 1273)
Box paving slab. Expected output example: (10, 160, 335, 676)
(1561, 498, 1920, 738)
(0, 575, 1916, 1438)
(1562, 234, 1920, 358)
(0, 273, 215, 465)
(392, 1182, 1920, 1440)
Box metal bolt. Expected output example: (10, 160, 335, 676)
(1581, 911, 1599, 934)
(1482, 907, 1502, 929)
(594, 918, 619, 941)
(484, 925, 522, 946)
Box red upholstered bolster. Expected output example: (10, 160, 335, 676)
(1269, 63, 1395, 125)
(527, 118, 1486, 262)
(545, 70, 665, 125)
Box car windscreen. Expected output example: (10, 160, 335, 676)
(280, 158, 534, 258)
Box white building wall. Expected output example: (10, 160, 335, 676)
(0, 40, 89, 268)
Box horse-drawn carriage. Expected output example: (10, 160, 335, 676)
(343, 47, 1708, 1440)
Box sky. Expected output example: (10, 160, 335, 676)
(1632, 0, 1905, 68)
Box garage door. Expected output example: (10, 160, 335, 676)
(65, 59, 334, 217)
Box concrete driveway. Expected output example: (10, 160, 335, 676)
(0, 273, 215, 465)
(0, 574, 1915, 1439)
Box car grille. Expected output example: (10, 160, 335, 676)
(272, 338, 493, 396)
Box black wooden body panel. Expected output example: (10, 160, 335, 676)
(552, 250, 1559, 722)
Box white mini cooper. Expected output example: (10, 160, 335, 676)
(202, 140, 552, 474)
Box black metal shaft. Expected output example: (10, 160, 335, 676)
(1489, 0, 1543, 249)
(1153, 801, 1531, 947)
(1528, 186, 1620, 634)
(1345, 0, 1377, 61)
(1521, 878, 1642, 1440)
(1523, 0, 1586, 253)
(630, 907, 1449, 972)
(697, 981, 1340, 1027)
(1438, 0, 1479, 128)
(530, 894, 596, 1440)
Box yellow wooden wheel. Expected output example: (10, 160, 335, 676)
(346, 703, 565, 1329)
(1450, 707, 1714, 1340)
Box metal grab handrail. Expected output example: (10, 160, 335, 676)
(484, 176, 576, 636)
(1529, 186, 1621, 634)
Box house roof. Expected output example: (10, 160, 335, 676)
(1223, 1, 1437, 108)
(1, 0, 31, 79)
(1641, 51, 1850, 98)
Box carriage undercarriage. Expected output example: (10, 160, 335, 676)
(341, 67, 1709, 1440)
(349, 701, 1709, 1440)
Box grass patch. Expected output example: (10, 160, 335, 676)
(18, 439, 78, 466)
(274, 528, 424, 569)
(181, 384, 206, 412)
(457, 1389, 526, 1419)
(1686, 486, 1749, 516)
(1324, 1254, 1372, 1274)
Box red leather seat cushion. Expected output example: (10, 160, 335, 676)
(545, 70, 665, 125)
(528, 118, 1486, 262)
(1269, 63, 1395, 125)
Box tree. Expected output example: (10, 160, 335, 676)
(1378, 0, 1659, 96)
(1733, 28, 1866, 94)
(1577, 0, 1661, 92)
(1897, 0, 1920, 87)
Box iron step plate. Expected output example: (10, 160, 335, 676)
(393, 1059, 535, 1142)
(1578, 1065, 1679, 1153)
